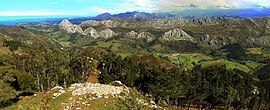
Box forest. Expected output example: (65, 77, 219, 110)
(1, 39, 270, 109)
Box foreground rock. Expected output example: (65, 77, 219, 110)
(69, 82, 129, 96)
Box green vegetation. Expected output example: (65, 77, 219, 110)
(245, 61, 261, 69)
(2, 21, 270, 110)
(96, 40, 122, 52)
(3, 40, 22, 51)
(201, 60, 250, 73)
(156, 53, 212, 70)
(98, 54, 270, 109)
(246, 48, 262, 54)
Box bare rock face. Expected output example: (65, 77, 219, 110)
(265, 19, 270, 34)
(137, 32, 156, 42)
(126, 31, 138, 39)
(247, 36, 270, 47)
(201, 34, 210, 42)
(59, 19, 83, 34)
(162, 28, 195, 42)
(83, 27, 100, 38)
(99, 29, 117, 39)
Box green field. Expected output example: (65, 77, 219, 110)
(201, 60, 251, 73)
(156, 53, 255, 73)
(246, 48, 262, 54)
(97, 40, 122, 52)
(156, 53, 213, 70)
(245, 61, 261, 69)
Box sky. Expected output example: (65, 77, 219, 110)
(0, 0, 270, 16)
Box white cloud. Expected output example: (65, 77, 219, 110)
(87, 6, 114, 13)
(126, 0, 270, 12)
(0, 11, 60, 16)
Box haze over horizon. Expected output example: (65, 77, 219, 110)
(0, 0, 270, 19)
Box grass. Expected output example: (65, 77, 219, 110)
(262, 47, 270, 57)
(3, 90, 72, 110)
(246, 48, 262, 54)
(156, 52, 256, 73)
(2, 87, 153, 110)
(156, 53, 213, 70)
(245, 61, 261, 69)
(118, 53, 133, 58)
(201, 60, 250, 73)
(96, 40, 122, 52)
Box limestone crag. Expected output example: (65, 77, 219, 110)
(137, 32, 156, 42)
(98, 29, 117, 39)
(126, 31, 138, 39)
(162, 28, 195, 42)
(70, 82, 128, 96)
(83, 27, 100, 38)
(246, 36, 270, 47)
(79, 17, 243, 29)
(59, 20, 117, 39)
(126, 31, 155, 42)
(59, 19, 83, 34)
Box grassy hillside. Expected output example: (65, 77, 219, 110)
(3, 83, 158, 110)
(201, 60, 251, 73)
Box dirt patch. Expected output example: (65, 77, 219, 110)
(86, 68, 100, 83)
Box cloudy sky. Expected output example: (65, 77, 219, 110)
(0, 0, 270, 16)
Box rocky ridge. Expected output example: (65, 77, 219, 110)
(58, 16, 270, 47)
(162, 28, 195, 42)
(59, 19, 83, 34)
(59, 19, 118, 39)
(59, 19, 196, 42)
(46, 81, 162, 110)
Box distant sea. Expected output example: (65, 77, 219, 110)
(0, 16, 89, 25)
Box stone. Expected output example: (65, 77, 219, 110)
(162, 28, 195, 42)
(59, 19, 83, 34)
(98, 29, 117, 39)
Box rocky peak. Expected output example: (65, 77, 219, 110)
(59, 19, 83, 34)
(126, 31, 138, 39)
(162, 28, 195, 42)
(137, 32, 156, 42)
(59, 19, 73, 27)
(83, 27, 99, 38)
(99, 29, 117, 39)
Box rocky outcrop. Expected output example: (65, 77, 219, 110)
(126, 31, 138, 39)
(83, 27, 100, 38)
(80, 20, 121, 28)
(80, 17, 243, 29)
(162, 28, 195, 42)
(201, 34, 210, 42)
(59, 20, 118, 39)
(247, 36, 270, 47)
(265, 19, 270, 34)
(70, 82, 128, 96)
(126, 31, 155, 42)
(98, 29, 117, 39)
(59, 19, 83, 34)
(137, 32, 156, 42)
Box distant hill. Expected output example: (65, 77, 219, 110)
(95, 11, 176, 20)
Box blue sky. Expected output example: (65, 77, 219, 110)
(0, 0, 270, 16)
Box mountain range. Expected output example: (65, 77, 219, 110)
(95, 11, 176, 19)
